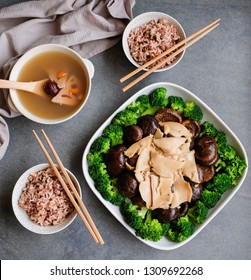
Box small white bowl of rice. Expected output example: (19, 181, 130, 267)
(12, 163, 81, 234)
(122, 12, 186, 72)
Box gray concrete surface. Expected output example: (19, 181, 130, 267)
(0, 0, 250, 260)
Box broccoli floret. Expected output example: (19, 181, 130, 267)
(188, 201, 209, 224)
(200, 189, 221, 209)
(168, 216, 195, 242)
(167, 95, 185, 114)
(215, 158, 226, 173)
(215, 131, 227, 148)
(199, 121, 218, 137)
(90, 136, 110, 154)
(215, 141, 247, 186)
(87, 151, 124, 205)
(162, 223, 171, 236)
(103, 124, 123, 147)
(87, 152, 103, 167)
(96, 175, 125, 206)
(209, 173, 232, 194)
(121, 200, 148, 229)
(121, 201, 170, 241)
(218, 144, 237, 162)
(136, 210, 169, 242)
(141, 106, 161, 116)
(149, 87, 168, 108)
(88, 160, 107, 182)
(225, 156, 247, 186)
(183, 101, 203, 122)
(127, 94, 151, 114)
(112, 109, 139, 127)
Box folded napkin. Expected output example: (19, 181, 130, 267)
(0, 0, 135, 160)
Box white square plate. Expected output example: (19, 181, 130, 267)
(82, 82, 248, 250)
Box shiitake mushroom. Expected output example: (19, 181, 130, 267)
(155, 108, 183, 123)
(194, 136, 219, 166)
(197, 163, 215, 183)
(182, 119, 201, 139)
(106, 144, 127, 177)
(123, 125, 143, 145)
(117, 171, 139, 198)
(137, 114, 159, 136)
(190, 183, 204, 202)
(152, 207, 180, 223)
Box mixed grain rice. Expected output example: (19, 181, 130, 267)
(18, 167, 74, 226)
(128, 18, 180, 68)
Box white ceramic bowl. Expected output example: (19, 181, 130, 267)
(12, 163, 82, 234)
(122, 12, 186, 72)
(82, 82, 248, 250)
(8, 44, 94, 124)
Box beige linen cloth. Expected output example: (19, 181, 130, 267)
(0, 0, 135, 160)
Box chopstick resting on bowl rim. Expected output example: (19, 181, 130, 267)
(32, 129, 104, 245)
(120, 19, 220, 92)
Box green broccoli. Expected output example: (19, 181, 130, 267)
(208, 173, 232, 194)
(87, 151, 125, 206)
(215, 131, 227, 148)
(90, 136, 110, 154)
(88, 161, 107, 183)
(96, 176, 125, 206)
(168, 216, 195, 242)
(225, 156, 247, 186)
(103, 124, 123, 147)
(149, 87, 168, 108)
(127, 94, 151, 114)
(188, 201, 209, 224)
(216, 143, 246, 185)
(215, 158, 226, 173)
(167, 95, 185, 114)
(87, 152, 103, 167)
(183, 101, 203, 122)
(141, 106, 162, 116)
(200, 189, 221, 209)
(121, 200, 148, 229)
(136, 210, 170, 242)
(218, 144, 237, 162)
(121, 201, 170, 241)
(199, 121, 218, 137)
(112, 109, 139, 127)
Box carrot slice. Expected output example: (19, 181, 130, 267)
(57, 71, 67, 79)
(70, 88, 79, 94)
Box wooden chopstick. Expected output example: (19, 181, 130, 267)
(120, 19, 220, 92)
(32, 130, 104, 245)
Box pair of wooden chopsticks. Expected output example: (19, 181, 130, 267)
(32, 129, 104, 245)
(120, 19, 221, 92)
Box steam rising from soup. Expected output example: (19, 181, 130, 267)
(17, 51, 88, 120)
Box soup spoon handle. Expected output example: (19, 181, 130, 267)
(0, 79, 47, 97)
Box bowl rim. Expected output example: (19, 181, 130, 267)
(12, 163, 81, 234)
(122, 11, 186, 72)
(82, 82, 248, 250)
(9, 44, 93, 125)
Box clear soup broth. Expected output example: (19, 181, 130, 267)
(17, 51, 88, 120)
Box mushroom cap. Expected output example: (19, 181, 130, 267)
(155, 108, 183, 123)
(194, 136, 219, 166)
